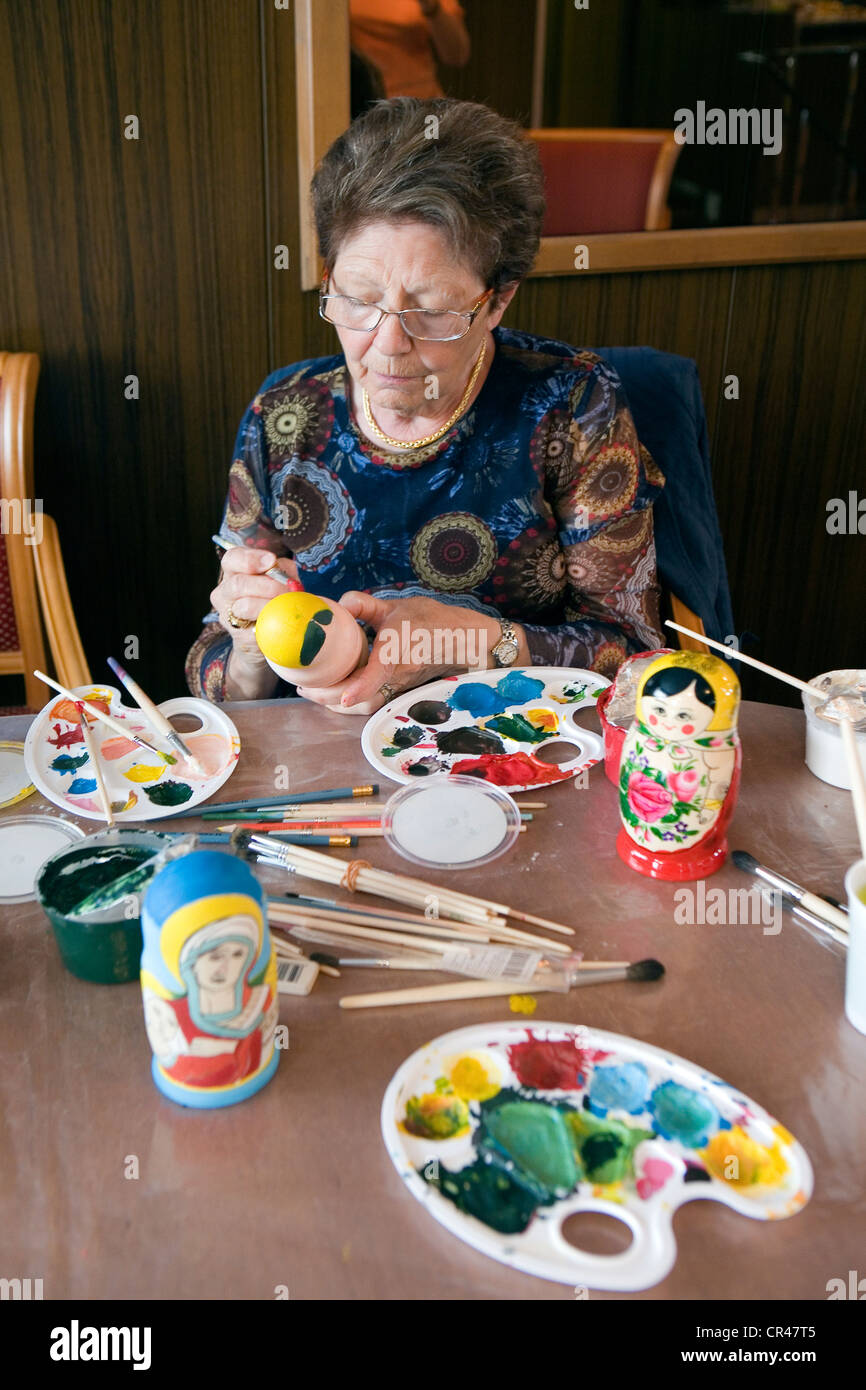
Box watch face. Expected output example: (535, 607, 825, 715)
(494, 639, 519, 667)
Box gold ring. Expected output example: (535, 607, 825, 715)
(226, 605, 254, 630)
(379, 683, 396, 704)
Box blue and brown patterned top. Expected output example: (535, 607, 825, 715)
(186, 327, 666, 701)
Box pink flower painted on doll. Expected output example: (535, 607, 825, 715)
(668, 769, 700, 802)
(627, 772, 673, 822)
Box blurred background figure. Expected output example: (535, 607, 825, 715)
(350, 0, 470, 99)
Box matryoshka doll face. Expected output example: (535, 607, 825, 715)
(192, 937, 250, 991)
(642, 681, 714, 739)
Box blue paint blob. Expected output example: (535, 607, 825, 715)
(588, 1062, 650, 1117)
(68, 777, 98, 795)
(494, 672, 545, 703)
(447, 684, 505, 717)
(447, 673, 546, 718)
(650, 1080, 720, 1148)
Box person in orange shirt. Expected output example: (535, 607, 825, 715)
(350, 0, 470, 100)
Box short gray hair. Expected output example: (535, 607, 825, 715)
(311, 98, 545, 294)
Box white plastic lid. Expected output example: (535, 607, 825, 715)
(382, 775, 522, 870)
(0, 814, 85, 904)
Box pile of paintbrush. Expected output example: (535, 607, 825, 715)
(170, 783, 383, 845)
(189, 784, 538, 848)
(228, 831, 663, 1009)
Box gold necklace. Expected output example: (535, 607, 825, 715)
(361, 340, 487, 450)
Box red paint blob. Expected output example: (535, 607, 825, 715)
(48, 722, 84, 749)
(507, 1031, 608, 1090)
(451, 750, 571, 787)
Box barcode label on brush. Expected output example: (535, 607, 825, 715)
(277, 961, 303, 983)
(439, 946, 541, 983)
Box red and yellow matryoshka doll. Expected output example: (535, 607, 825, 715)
(616, 651, 741, 880)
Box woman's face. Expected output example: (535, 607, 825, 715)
(642, 681, 714, 738)
(329, 221, 510, 420)
(192, 941, 248, 991)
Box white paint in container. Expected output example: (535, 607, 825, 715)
(382, 775, 522, 870)
(801, 669, 866, 789)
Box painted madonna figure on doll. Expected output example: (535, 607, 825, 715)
(617, 651, 741, 880)
(140, 851, 279, 1108)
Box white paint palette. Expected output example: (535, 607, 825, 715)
(0, 740, 35, 810)
(382, 1021, 812, 1291)
(362, 667, 609, 793)
(24, 685, 240, 822)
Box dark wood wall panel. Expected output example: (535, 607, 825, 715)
(438, 0, 536, 122)
(0, 0, 272, 699)
(509, 260, 866, 705)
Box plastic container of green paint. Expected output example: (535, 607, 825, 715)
(36, 828, 175, 984)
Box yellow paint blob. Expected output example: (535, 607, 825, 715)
(526, 708, 558, 732)
(256, 591, 333, 668)
(124, 763, 165, 783)
(509, 994, 538, 1015)
(448, 1055, 500, 1102)
(701, 1125, 788, 1188)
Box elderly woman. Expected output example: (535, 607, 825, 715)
(186, 97, 666, 714)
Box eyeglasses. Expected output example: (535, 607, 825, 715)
(318, 276, 494, 341)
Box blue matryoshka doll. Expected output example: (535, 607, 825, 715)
(140, 851, 279, 1108)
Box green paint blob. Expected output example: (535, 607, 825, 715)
(482, 1100, 578, 1196)
(39, 846, 154, 915)
(143, 780, 194, 806)
(50, 752, 90, 773)
(425, 1156, 540, 1235)
(299, 618, 326, 665)
(565, 1110, 653, 1183)
(314, 608, 333, 625)
(484, 714, 549, 745)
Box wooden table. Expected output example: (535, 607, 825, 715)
(2, 699, 863, 1301)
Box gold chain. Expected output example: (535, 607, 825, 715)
(361, 340, 487, 450)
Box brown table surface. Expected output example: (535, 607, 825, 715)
(2, 698, 863, 1302)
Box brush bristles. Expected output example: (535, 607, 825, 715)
(626, 958, 664, 982)
(229, 827, 253, 856)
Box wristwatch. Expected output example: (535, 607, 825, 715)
(491, 618, 519, 668)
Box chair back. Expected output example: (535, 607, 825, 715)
(598, 346, 734, 645)
(0, 351, 48, 706)
(0, 350, 91, 704)
(529, 128, 681, 235)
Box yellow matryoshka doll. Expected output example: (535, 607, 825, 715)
(617, 651, 741, 880)
(255, 590, 368, 708)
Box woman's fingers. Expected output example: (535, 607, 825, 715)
(338, 590, 392, 629)
(296, 676, 384, 716)
(338, 654, 396, 709)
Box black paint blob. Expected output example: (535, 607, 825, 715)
(435, 727, 505, 756)
(407, 700, 452, 726)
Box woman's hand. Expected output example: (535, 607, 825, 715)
(210, 547, 299, 699)
(296, 591, 525, 716)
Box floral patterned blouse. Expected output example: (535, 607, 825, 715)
(185, 327, 666, 701)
